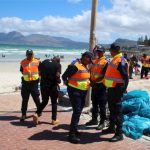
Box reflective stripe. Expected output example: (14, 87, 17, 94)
(23, 72, 39, 75)
(92, 64, 104, 68)
(104, 76, 124, 82)
(30, 63, 39, 66)
(109, 63, 118, 69)
(91, 72, 103, 76)
(68, 77, 89, 81)
(21, 63, 38, 67)
(78, 70, 88, 73)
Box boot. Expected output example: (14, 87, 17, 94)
(102, 126, 115, 134)
(109, 134, 123, 142)
(75, 130, 81, 137)
(20, 115, 26, 122)
(68, 132, 80, 144)
(96, 121, 105, 130)
(85, 119, 98, 126)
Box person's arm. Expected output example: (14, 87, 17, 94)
(20, 65, 23, 74)
(56, 64, 62, 84)
(38, 61, 42, 76)
(117, 62, 129, 92)
(62, 65, 78, 85)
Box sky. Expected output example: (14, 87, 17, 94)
(0, 0, 150, 44)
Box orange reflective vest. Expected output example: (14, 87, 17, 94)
(141, 56, 149, 67)
(68, 61, 90, 91)
(91, 56, 107, 83)
(21, 58, 40, 81)
(103, 53, 125, 88)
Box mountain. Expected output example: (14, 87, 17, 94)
(115, 38, 137, 47)
(0, 31, 89, 49)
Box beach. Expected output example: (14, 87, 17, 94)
(0, 61, 69, 94)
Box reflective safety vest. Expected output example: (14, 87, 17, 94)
(103, 53, 125, 88)
(141, 56, 149, 67)
(21, 58, 40, 81)
(68, 61, 90, 91)
(91, 56, 107, 83)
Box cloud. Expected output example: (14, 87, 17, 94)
(68, 0, 82, 4)
(0, 0, 150, 43)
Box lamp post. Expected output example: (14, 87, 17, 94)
(85, 0, 98, 107)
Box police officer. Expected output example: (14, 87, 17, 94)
(20, 50, 40, 121)
(32, 57, 61, 125)
(85, 46, 108, 130)
(62, 51, 93, 144)
(102, 43, 129, 142)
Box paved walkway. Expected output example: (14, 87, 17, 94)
(0, 105, 150, 150)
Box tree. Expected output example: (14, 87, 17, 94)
(137, 36, 144, 45)
(144, 35, 149, 45)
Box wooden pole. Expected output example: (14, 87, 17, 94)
(89, 0, 98, 51)
(85, 0, 98, 107)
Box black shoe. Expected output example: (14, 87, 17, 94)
(75, 131, 81, 137)
(102, 127, 115, 134)
(109, 134, 124, 142)
(85, 119, 98, 126)
(20, 115, 26, 122)
(68, 133, 80, 144)
(96, 123, 105, 130)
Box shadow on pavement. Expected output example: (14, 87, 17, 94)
(28, 130, 110, 144)
(0, 115, 20, 121)
(52, 123, 70, 130)
(10, 120, 36, 128)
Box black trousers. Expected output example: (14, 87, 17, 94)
(21, 82, 40, 116)
(107, 86, 124, 134)
(91, 83, 107, 122)
(67, 86, 87, 133)
(36, 86, 58, 120)
(141, 66, 149, 78)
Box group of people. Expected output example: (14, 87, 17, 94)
(124, 53, 150, 80)
(20, 43, 129, 144)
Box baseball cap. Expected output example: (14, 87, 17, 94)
(82, 51, 94, 61)
(26, 49, 33, 55)
(96, 46, 105, 53)
(109, 43, 120, 51)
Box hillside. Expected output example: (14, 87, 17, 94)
(0, 31, 89, 49)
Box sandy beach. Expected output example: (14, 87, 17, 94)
(0, 60, 150, 115)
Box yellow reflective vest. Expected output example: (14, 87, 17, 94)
(21, 58, 40, 81)
(68, 61, 90, 91)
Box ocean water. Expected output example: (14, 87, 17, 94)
(0, 44, 86, 62)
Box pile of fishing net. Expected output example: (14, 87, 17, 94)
(122, 90, 150, 139)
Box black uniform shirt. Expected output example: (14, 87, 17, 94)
(62, 60, 79, 83)
(39, 59, 61, 88)
(117, 58, 129, 91)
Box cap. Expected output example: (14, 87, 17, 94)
(26, 49, 33, 55)
(96, 46, 105, 53)
(82, 51, 94, 61)
(110, 43, 120, 51)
